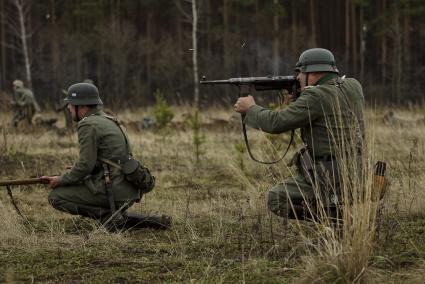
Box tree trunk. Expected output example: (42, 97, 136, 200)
(50, 0, 60, 99)
(255, 0, 260, 73)
(403, 3, 410, 80)
(146, 11, 153, 90)
(359, 4, 365, 83)
(291, 2, 297, 57)
(0, 0, 6, 87)
(272, 0, 280, 74)
(16, 0, 31, 88)
(223, 0, 230, 74)
(345, 0, 350, 72)
(350, 1, 358, 75)
(15, 0, 40, 110)
(309, 0, 316, 46)
(205, 0, 211, 62)
(192, 0, 199, 107)
(380, 0, 387, 84)
(392, 5, 402, 104)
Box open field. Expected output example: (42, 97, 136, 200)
(0, 106, 424, 283)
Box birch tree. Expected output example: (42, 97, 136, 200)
(272, 0, 280, 74)
(192, 0, 199, 107)
(2, 0, 40, 109)
(174, 0, 199, 107)
(2, 0, 33, 88)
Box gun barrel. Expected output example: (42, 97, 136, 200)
(0, 178, 47, 187)
(200, 76, 298, 87)
(200, 79, 234, 85)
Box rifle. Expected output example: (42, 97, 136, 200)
(0, 178, 49, 187)
(0, 177, 50, 219)
(200, 75, 300, 164)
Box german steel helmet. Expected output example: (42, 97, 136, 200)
(295, 48, 339, 74)
(64, 82, 102, 105)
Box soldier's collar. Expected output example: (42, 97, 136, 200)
(82, 108, 102, 119)
(314, 73, 338, 86)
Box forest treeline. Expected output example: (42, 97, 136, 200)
(0, 0, 424, 108)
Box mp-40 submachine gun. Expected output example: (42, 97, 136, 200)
(200, 75, 300, 164)
(200, 75, 300, 96)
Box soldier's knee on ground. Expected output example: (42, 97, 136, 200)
(267, 185, 289, 217)
(48, 190, 64, 210)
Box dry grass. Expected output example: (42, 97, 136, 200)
(0, 106, 424, 283)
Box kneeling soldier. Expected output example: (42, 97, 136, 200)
(42, 82, 170, 230)
(234, 48, 365, 221)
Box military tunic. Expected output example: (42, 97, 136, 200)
(244, 74, 365, 218)
(48, 108, 139, 219)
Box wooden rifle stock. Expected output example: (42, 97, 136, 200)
(0, 178, 49, 187)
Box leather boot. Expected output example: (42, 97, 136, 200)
(123, 212, 172, 230)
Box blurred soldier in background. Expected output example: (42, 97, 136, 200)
(42, 82, 170, 231)
(10, 79, 37, 128)
(234, 48, 365, 221)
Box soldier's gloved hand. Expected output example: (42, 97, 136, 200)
(41, 175, 61, 189)
(234, 95, 256, 114)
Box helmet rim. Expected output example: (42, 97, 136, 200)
(64, 82, 103, 106)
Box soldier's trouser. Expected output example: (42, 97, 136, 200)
(267, 175, 316, 219)
(24, 105, 35, 124)
(11, 110, 24, 127)
(48, 184, 132, 220)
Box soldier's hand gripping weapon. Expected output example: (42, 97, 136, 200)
(200, 75, 300, 164)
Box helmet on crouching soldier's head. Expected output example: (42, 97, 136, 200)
(295, 48, 339, 74)
(64, 82, 102, 106)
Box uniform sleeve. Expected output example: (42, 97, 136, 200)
(60, 123, 98, 185)
(22, 92, 33, 105)
(15, 90, 26, 106)
(243, 91, 324, 134)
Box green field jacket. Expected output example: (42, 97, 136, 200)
(244, 75, 365, 158)
(59, 109, 139, 201)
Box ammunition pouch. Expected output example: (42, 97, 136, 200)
(121, 158, 155, 194)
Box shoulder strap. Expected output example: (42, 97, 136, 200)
(104, 114, 132, 156)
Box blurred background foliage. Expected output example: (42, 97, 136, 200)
(0, 0, 424, 108)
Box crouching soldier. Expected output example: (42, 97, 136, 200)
(42, 82, 171, 231)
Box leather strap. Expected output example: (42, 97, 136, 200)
(99, 157, 122, 170)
